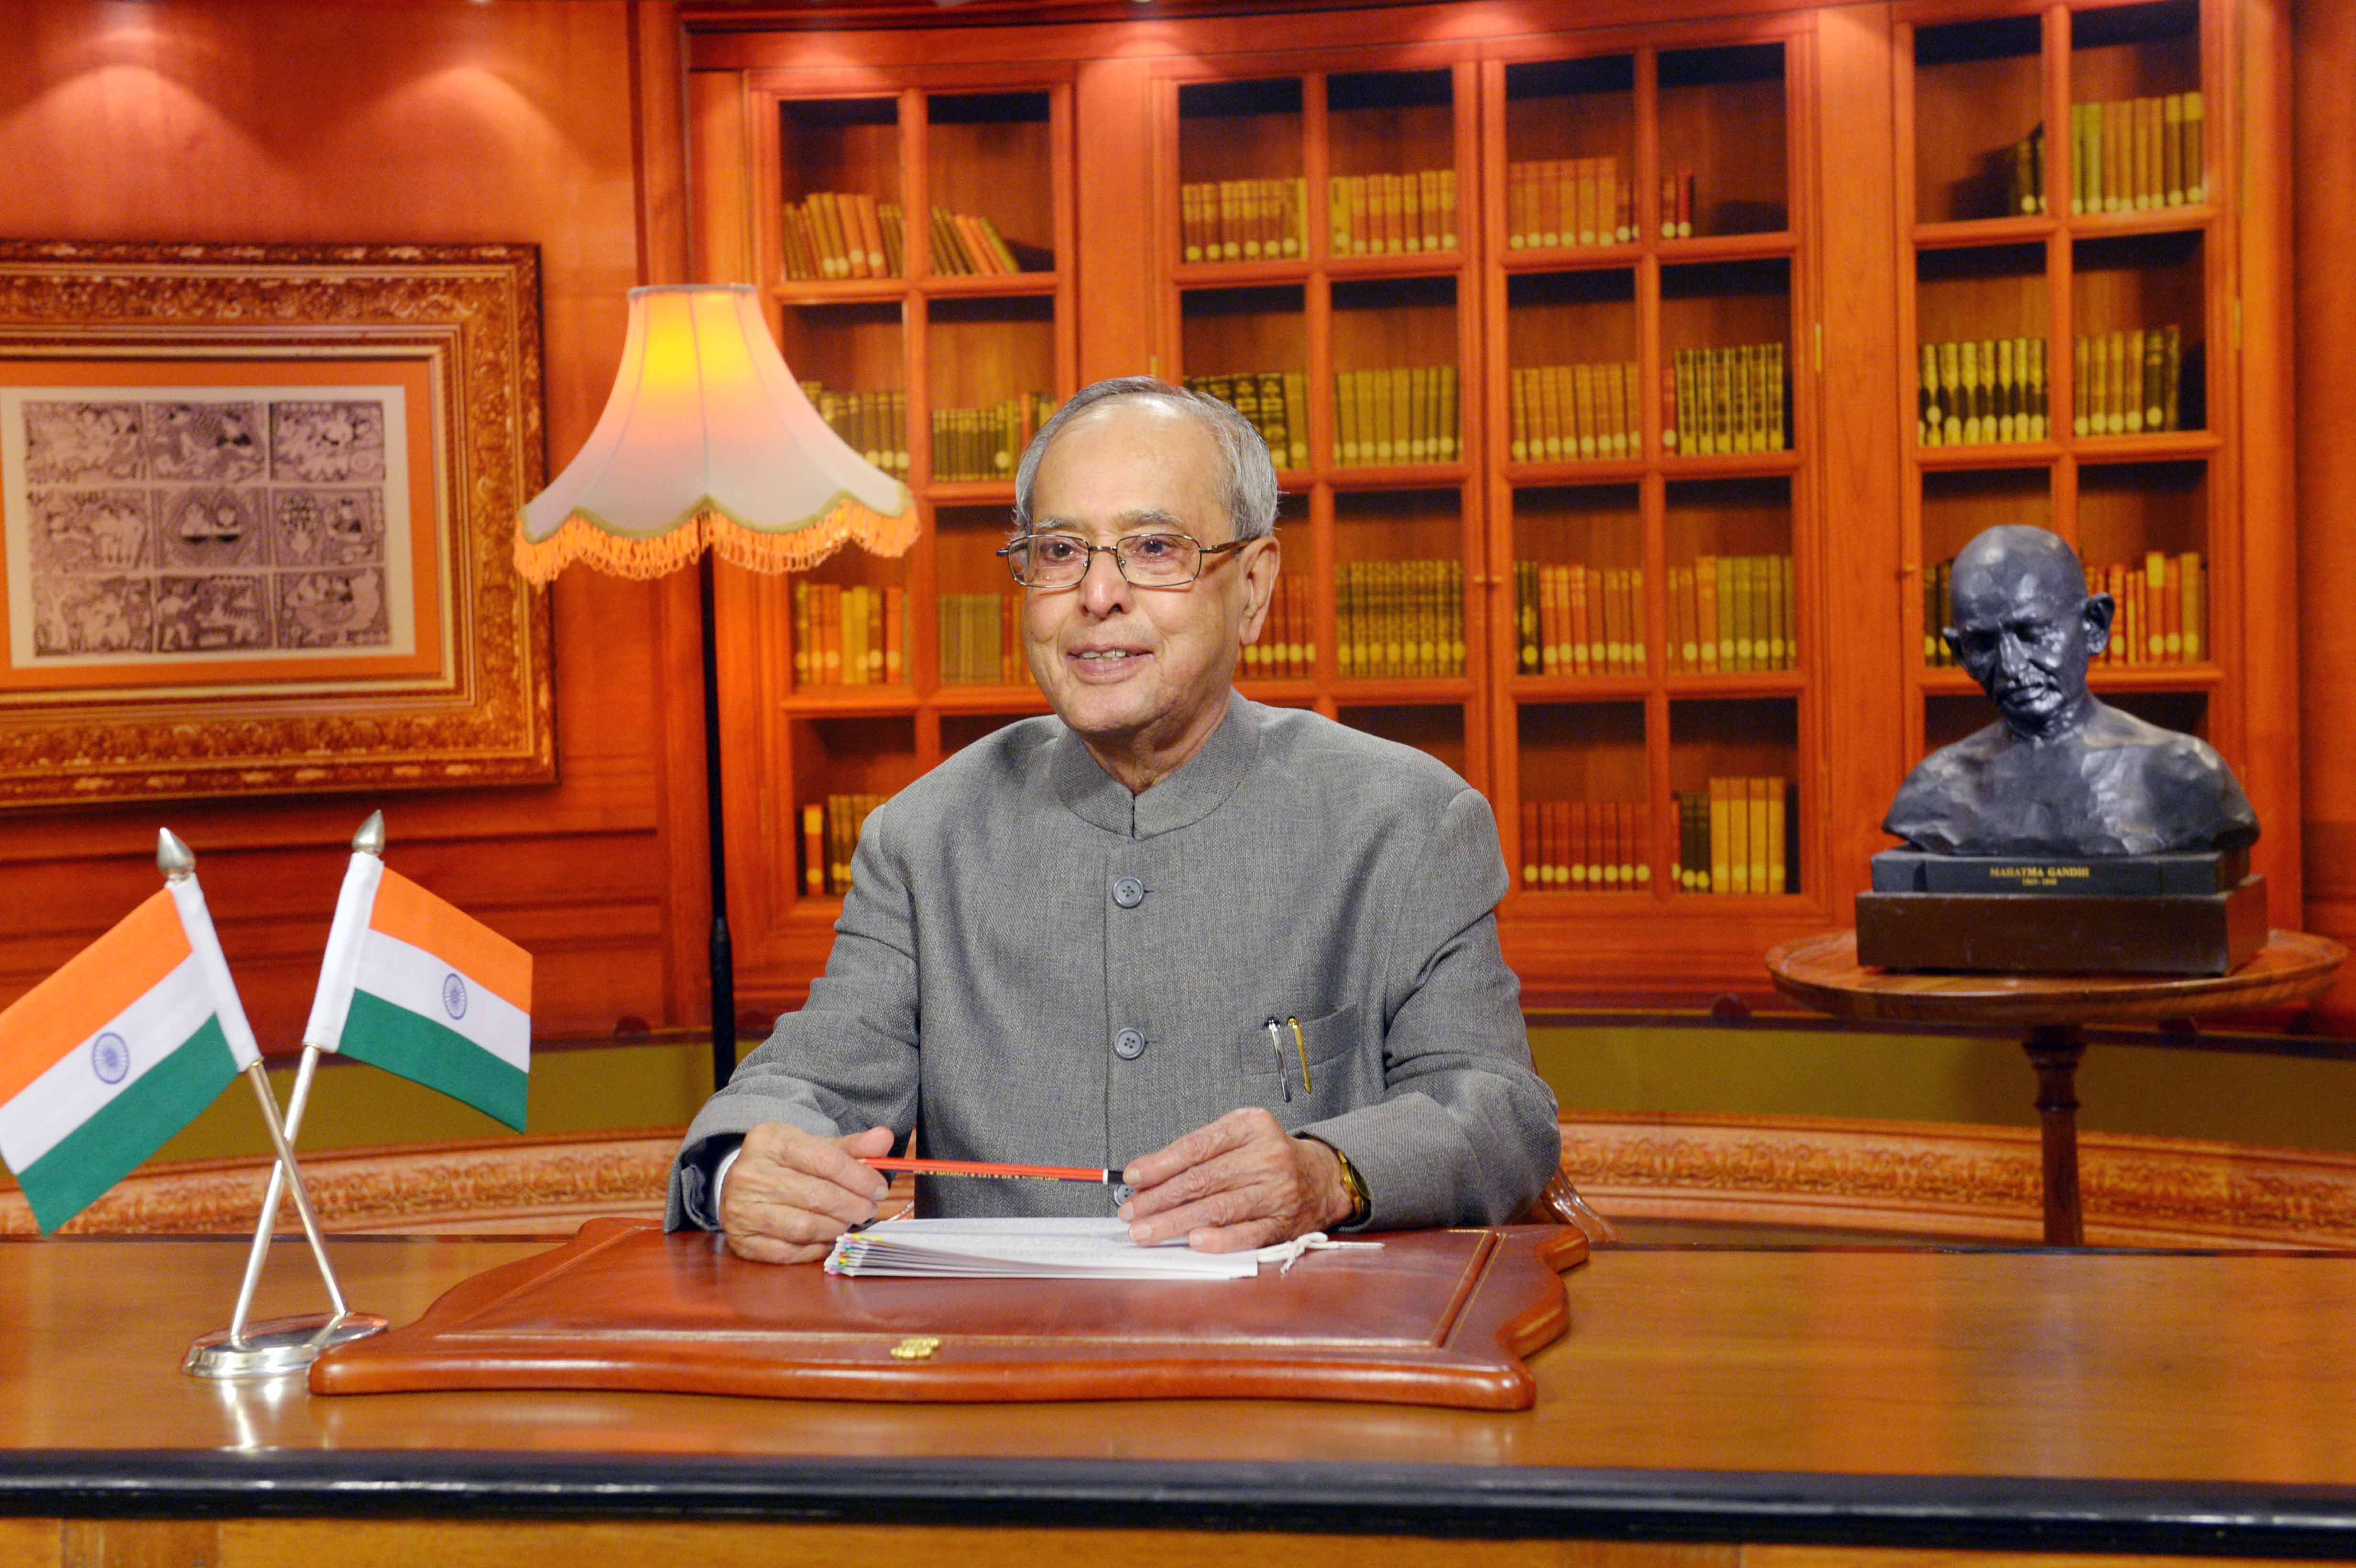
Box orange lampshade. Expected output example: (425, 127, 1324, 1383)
(514, 284, 913, 582)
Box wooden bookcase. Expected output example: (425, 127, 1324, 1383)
(1474, 25, 1821, 997)
(682, 0, 2292, 1016)
(1156, 55, 1489, 798)
(693, 67, 1079, 999)
(1898, 0, 2237, 770)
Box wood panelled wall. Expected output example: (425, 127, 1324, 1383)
(2294, 0, 2356, 1021)
(0, 0, 706, 1050)
(0, 0, 2354, 1041)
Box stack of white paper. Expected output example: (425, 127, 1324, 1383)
(825, 1217, 1260, 1280)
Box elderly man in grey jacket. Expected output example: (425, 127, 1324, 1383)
(670, 376, 1561, 1262)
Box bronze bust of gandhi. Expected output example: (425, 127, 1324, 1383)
(1882, 524, 2257, 858)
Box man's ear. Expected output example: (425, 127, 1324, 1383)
(1238, 535, 1280, 643)
(1941, 626, 1963, 664)
(2082, 592, 2115, 657)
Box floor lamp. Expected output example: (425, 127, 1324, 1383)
(515, 284, 914, 1090)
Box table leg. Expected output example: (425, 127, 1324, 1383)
(2024, 1025, 2087, 1246)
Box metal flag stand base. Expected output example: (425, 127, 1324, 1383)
(183, 1310, 389, 1380)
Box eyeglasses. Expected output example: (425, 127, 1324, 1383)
(996, 530, 1253, 589)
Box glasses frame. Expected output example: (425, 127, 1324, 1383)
(996, 529, 1256, 589)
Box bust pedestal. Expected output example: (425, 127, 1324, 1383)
(1765, 929, 2345, 1244)
(1855, 877, 2268, 976)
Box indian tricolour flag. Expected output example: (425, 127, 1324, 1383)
(305, 853, 532, 1130)
(0, 877, 262, 1234)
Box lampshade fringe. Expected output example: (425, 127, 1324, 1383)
(513, 497, 917, 585)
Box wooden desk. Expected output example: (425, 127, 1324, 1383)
(9, 1234, 2356, 1565)
(1767, 929, 2347, 1244)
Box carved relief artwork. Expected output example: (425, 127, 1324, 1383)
(6, 391, 409, 665)
(0, 241, 554, 805)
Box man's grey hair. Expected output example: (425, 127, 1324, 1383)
(1010, 375, 1280, 543)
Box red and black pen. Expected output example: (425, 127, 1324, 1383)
(860, 1156, 1124, 1187)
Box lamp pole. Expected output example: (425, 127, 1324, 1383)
(701, 551, 737, 1091)
(513, 285, 915, 1094)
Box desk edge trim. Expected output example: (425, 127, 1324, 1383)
(3, 1453, 2353, 1557)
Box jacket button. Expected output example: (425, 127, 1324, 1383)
(1112, 875, 1145, 908)
(1113, 1027, 1147, 1060)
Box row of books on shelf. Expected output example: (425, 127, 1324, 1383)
(2075, 327, 2190, 436)
(1915, 328, 2191, 446)
(1514, 781, 1795, 896)
(1675, 779, 1791, 895)
(791, 561, 1790, 689)
(1988, 96, 2206, 219)
(1239, 577, 1314, 679)
(1512, 556, 1798, 678)
(801, 794, 887, 897)
(792, 583, 905, 687)
(1513, 563, 1649, 678)
(2000, 124, 2049, 217)
(1179, 178, 1306, 263)
(1664, 344, 1789, 456)
(1335, 366, 1462, 466)
(783, 193, 897, 281)
(922, 206, 1027, 276)
(1182, 159, 1711, 262)
(1518, 800, 1651, 893)
(939, 593, 1024, 686)
(1509, 361, 1640, 461)
(1206, 355, 1838, 469)
(782, 197, 1029, 282)
(809, 354, 1775, 478)
(1334, 560, 1465, 679)
(791, 561, 1788, 691)
(2092, 552, 2205, 667)
(1922, 550, 2205, 668)
(805, 385, 911, 478)
(789, 585, 1031, 690)
(932, 394, 1054, 482)
(1329, 171, 1459, 256)
(2069, 94, 2206, 214)
(1666, 556, 1796, 674)
(1918, 338, 2049, 446)
(1182, 372, 1311, 471)
(807, 784, 1791, 900)
(1502, 160, 1695, 249)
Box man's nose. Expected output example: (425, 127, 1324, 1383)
(1996, 631, 2033, 677)
(1077, 545, 1131, 615)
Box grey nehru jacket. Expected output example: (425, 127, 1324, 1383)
(666, 692, 1561, 1231)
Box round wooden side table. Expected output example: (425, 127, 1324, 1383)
(1764, 929, 2346, 1245)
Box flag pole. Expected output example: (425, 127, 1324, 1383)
(219, 811, 385, 1348)
(176, 826, 385, 1380)
(223, 1042, 323, 1344)
(237, 1056, 346, 1320)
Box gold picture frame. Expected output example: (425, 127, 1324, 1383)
(0, 240, 553, 806)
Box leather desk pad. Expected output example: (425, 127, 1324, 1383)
(312, 1218, 1587, 1408)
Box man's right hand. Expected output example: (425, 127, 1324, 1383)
(717, 1122, 894, 1264)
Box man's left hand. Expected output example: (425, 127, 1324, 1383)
(1119, 1108, 1356, 1251)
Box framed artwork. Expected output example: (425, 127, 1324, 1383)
(0, 241, 553, 806)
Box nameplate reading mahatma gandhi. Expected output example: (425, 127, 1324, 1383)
(1988, 863, 2092, 889)
(1870, 849, 2247, 898)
